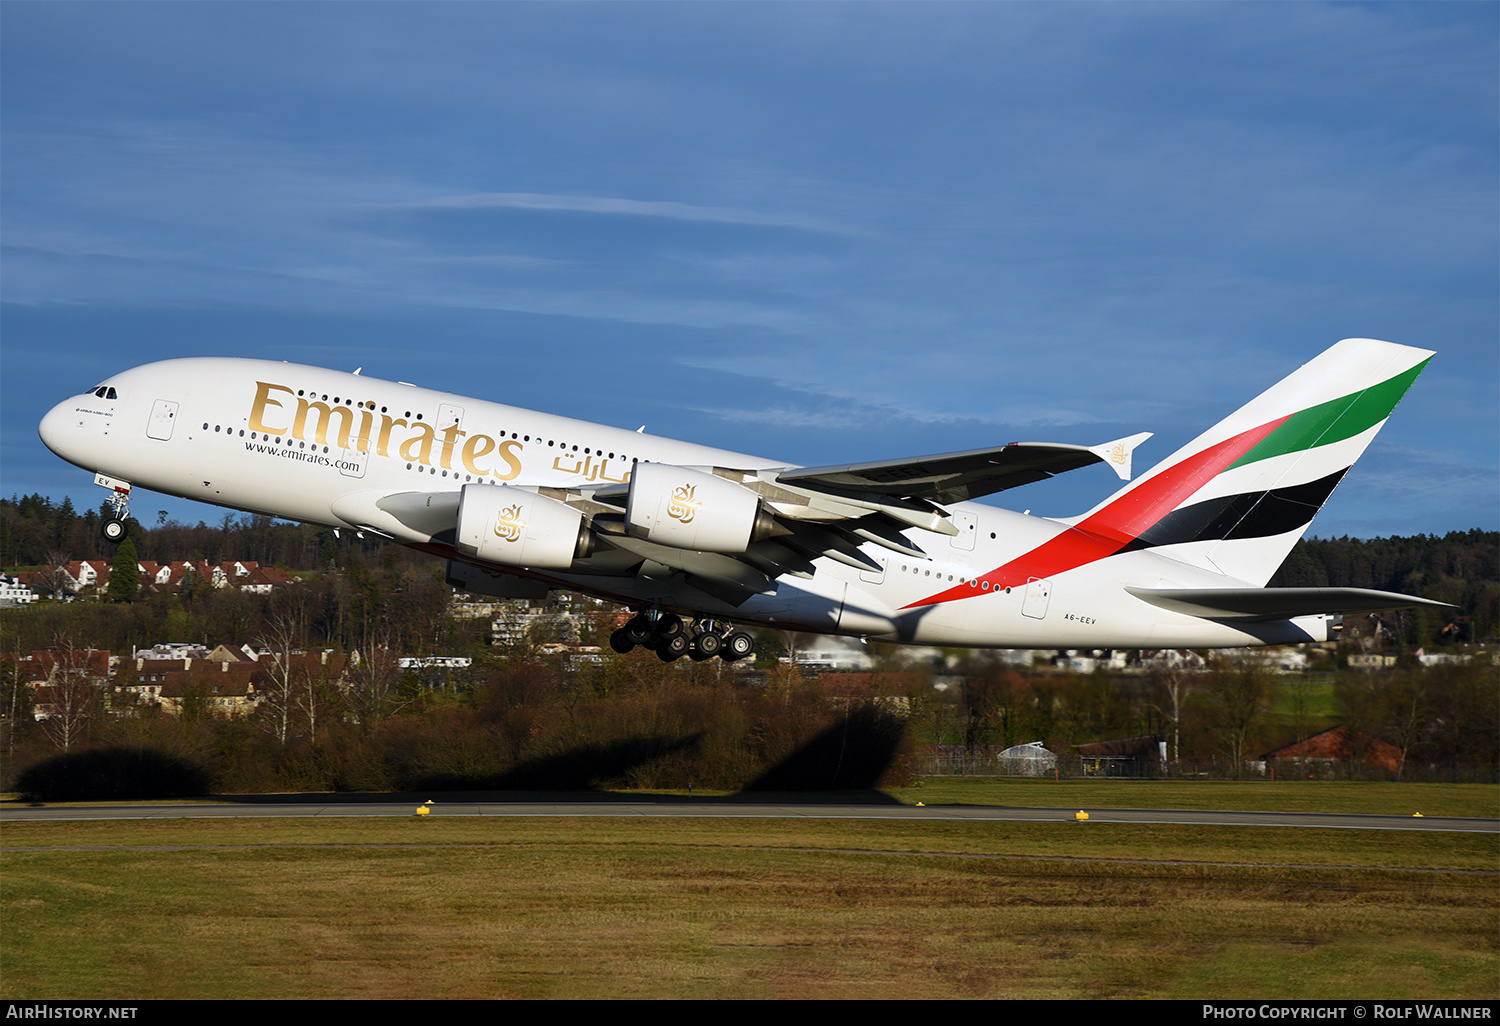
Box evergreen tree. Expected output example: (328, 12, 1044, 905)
(108, 536, 140, 603)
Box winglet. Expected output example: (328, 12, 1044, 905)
(1088, 432, 1153, 481)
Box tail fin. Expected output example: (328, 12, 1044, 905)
(1074, 338, 1433, 585)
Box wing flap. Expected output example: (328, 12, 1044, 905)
(778, 434, 1152, 503)
(605, 533, 777, 596)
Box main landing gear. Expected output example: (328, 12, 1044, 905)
(610, 612, 755, 664)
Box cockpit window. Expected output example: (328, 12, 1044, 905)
(107, 387, 118, 399)
(89, 386, 118, 399)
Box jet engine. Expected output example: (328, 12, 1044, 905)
(455, 483, 592, 569)
(625, 464, 781, 553)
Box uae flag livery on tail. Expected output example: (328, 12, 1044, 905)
(907, 339, 1436, 610)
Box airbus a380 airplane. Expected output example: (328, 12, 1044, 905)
(40, 337, 1448, 662)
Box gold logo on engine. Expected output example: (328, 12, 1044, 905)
(493, 504, 526, 542)
(667, 484, 700, 524)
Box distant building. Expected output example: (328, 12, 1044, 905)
(1139, 649, 1207, 672)
(0, 573, 36, 606)
(786, 635, 874, 670)
(32, 559, 299, 598)
(1050, 649, 1129, 673)
(996, 741, 1059, 777)
(1260, 726, 1403, 778)
(397, 656, 473, 670)
(927, 741, 1057, 776)
(156, 663, 264, 717)
(135, 642, 211, 663)
(1076, 734, 1167, 777)
(995, 649, 1049, 668)
(1414, 650, 1471, 667)
(1221, 646, 1311, 672)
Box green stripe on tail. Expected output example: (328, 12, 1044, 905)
(1228, 358, 1430, 470)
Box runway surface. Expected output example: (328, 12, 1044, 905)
(2, 797, 1494, 832)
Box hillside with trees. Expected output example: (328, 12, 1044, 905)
(2, 494, 1495, 796)
(1270, 529, 1497, 644)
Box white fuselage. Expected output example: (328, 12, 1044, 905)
(40, 358, 1331, 649)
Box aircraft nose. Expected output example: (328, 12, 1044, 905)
(39, 399, 83, 463)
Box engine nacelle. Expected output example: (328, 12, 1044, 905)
(455, 484, 588, 569)
(626, 464, 773, 553)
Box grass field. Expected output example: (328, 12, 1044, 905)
(3, 801, 1496, 999)
(883, 779, 1500, 818)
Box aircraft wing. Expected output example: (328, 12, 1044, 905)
(777, 433, 1152, 504)
(1125, 587, 1454, 622)
(332, 432, 1156, 605)
(573, 432, 1155, 583)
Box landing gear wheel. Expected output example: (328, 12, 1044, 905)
(609, 628, 635, 654)
(722, 632, 754, 662)
(692, 631, 722, 658)
(101, 518, 127, 544)
(623, 615, 653, 646)
(656, 634, 689, 662)
(653, 613, 684, 639)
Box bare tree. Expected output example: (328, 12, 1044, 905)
(345, 630, 404, 730)
(1282, 679, 1317, 779)
(1, 658, 32, 759)
(1382, 670, 1433, 780)
(39, 636, 102, 752)
(1204, 654, 1273, 779)
(771, 632, 812, 703)
(1333, 671, 1384, 775)
(257, 612, 304, 746)
(1150, 661, 1196, 770)
(299, 661, 324, 746)
(35, 551, 74, 600)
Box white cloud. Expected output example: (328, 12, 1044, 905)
(398, 192, 858, 236)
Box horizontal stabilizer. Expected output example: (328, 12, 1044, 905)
(1126, 586, 1453, 622)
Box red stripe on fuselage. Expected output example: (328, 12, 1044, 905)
(901, 416, 1291, 609)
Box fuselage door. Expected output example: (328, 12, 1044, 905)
(1022, 577, 1052, 619)
(950, 509, 978, 551)
(437, 403, 464, 433)
(146, 399, 179, 441)
(339, 444, 369, 479)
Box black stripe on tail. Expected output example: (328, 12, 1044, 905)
(1120, 468, 1348, 552)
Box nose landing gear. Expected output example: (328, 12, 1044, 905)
(95, 474, 133, 544)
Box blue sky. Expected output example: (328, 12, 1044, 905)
(3, 2, 1495, 538)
